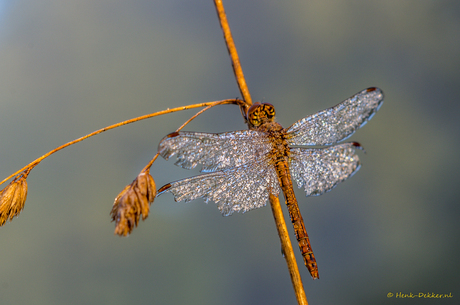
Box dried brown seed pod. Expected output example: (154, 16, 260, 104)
(110, 171, 156, 236)
(0, 175, 28, 226)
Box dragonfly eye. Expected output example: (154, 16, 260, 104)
(247, 103, 276, 127)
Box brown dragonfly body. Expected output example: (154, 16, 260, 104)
(157, 88, 384, 279)
(246, 104, 319, 278)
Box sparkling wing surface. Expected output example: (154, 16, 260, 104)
(158, 130, 272, 172)
(286, 87, 384, 146)
(157, 158, 281, 216)
(289, 143, 361, 196)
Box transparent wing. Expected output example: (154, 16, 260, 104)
(157, 158, 281, 216)
(286, 87, 384, 146)
(289, 143, 361, 196)
(158, 130, 272, 172)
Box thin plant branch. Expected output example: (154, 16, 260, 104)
(141, 99, 240, 174)
(214, 0, 252, 112)
(0, 99, 242, 187)
(110, 98, 243, 235)
(214, 1, 309, 304)
(270, 194, 309, 305)
(1, 98, 243, 228)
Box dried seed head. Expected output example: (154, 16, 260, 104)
(110, 171, 156, 236)
(0, 175, 28, 226)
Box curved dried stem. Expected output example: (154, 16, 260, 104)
(141, 99, 239, 173)
(0, 99, 243, 188)
(111, 99, 239, 235)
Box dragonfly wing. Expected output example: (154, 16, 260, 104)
(286, 87, 384, 146)
(158, 130, 272, 172)
(157, 158, 281, 216)
(289, 143, 361, 196)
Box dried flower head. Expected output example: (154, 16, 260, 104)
(110, 171, 156, 236)
(0, 174, 29, 226)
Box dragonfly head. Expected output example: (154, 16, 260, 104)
(246, 102, 276, 128)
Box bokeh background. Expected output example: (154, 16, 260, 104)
(0, 1, 459, 304)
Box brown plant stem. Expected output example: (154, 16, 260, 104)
(214, 0, 252, 111)
(0, 99, 242, 187)
(112, 98, 242, 235)
(141, 99, 236, 173)
(270, 194, 309, 305)
(214, 1, 308, 304)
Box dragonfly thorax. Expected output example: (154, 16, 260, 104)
(247, 102, 276, 129)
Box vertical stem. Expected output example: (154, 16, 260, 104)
(214, 0, 252, 109)
(270, 194, 309, 305)
(214, 2, 308, 304)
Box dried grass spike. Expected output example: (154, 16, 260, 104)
(133, 172, 150, 220)
(0, 175, 28, 226)
(110, 171, 156, 236)
(147, 173, 156, 200)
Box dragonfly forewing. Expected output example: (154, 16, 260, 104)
(158, 130, 272, 172)
(157, 158, 281, 216)
(286, 87, 384, 146)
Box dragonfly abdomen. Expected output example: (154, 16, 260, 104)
(275, 158, 319, 279)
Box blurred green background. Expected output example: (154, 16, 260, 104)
(0, 1, 459, 304)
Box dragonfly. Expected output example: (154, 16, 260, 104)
(157, 87, 384, 279)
